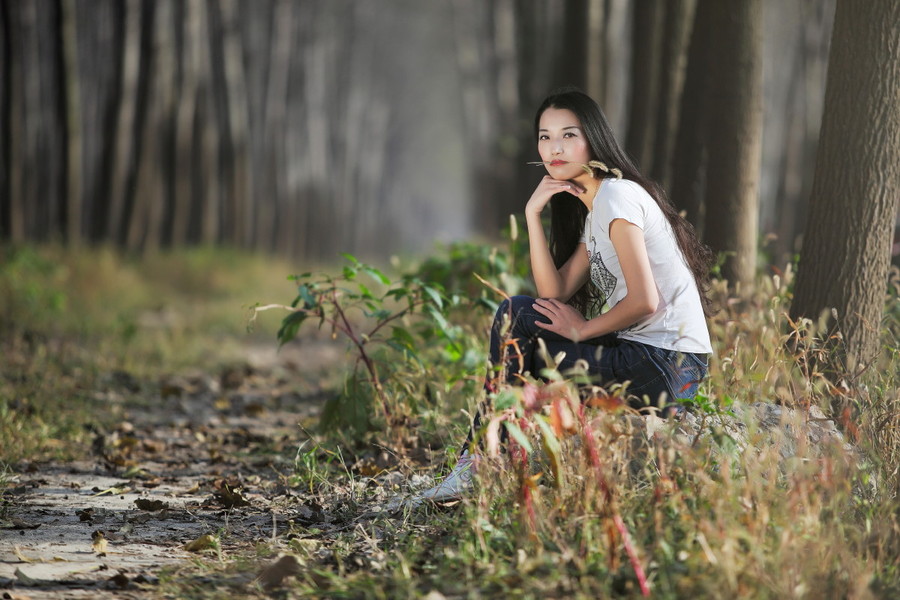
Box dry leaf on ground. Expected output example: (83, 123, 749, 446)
(256, 554, 302, 590)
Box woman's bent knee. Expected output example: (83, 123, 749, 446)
(494, 295, 536, 322)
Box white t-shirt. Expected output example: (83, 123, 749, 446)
(579, 178, 713, 354)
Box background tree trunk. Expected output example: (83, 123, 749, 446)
(0, 0, 17, 240)
(585, 0, 605, 103)
(218, 0, 251, 249)
(766, 0, 835, 268)
(668, 0, 714, 230)
(624, 0, 664, 172)
(649, 0, 695, 190)
(105, 0, 140, 245)
(790, 0, 900, 376)
(702, 0, 763, 290)
(60, 0, 82, 246)
(0, 0, 862, 268)
(559, 0, 589, 91)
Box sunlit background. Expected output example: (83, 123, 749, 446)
(1, 0, 838, 263)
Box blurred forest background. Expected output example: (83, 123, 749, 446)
(2, 3, 899, 596)
(2, 0, 899, 366)
(0, 0, 848, 264)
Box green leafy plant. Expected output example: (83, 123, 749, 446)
(253, 254, 465, 434)
(412, 217, 533, 312)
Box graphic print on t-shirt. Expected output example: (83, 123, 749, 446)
(587, 235, 617, 303)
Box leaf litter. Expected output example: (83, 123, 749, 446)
(0, 340, 436, 597)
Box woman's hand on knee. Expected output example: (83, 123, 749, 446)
(532, 298, 587, 341)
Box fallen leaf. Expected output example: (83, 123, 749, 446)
(183, 534, 218, 552)
(127, 512, 153, 524)
(122, 465, 153, 479)
(140, 439, 166, 453)
(10, 518, 41, 530)
(255, 554, 302, 590)
(92, 486, 132, 497)
(108, 571, 130, 589)
(243, 402, 266, 417)
(92, 530, 108, 555)
(14, 545, 36, 563)
(212, 482, 250, 509)
(134, 498, 169, 511)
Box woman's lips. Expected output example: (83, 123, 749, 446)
(549, 160, 567, 166)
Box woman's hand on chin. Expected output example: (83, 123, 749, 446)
(531, 298, 587, 341)
(525, 176, 586, 218)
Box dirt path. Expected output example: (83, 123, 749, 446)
(1, 340, 433, 598)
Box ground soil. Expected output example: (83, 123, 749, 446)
(0, 340, 435, 599)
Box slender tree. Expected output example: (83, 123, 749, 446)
(624, 0, 664, 172)
(0, 0, 14, 240)
(702, 0, 763, 290)
(790, 0, 900, 376)
(649, 0, 696, 190)
(60, 0, 82, 246)
(668, 0, 714, 230)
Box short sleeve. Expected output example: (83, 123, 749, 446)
(599, 181, 648, 234)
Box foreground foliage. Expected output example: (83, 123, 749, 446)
(1, 242, 898, 599)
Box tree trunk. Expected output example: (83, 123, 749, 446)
(585, 0, 605, 102)
(83, 1, 125, 243)
(559, 0, 589, 90)
(650, 0, 696, 190)
(668, 0, 714, 230)
(0, 0, 19, 240)
(790, 0, 900, 376)
(124, 0, 158, 251)
(105, 0, 141, 245)
(60, 0, 82, 246)
(771, 0, 835, 268)
(702, 0, 763, 290)
(624, 0, 664, 172)
(218, 0, 252, 248)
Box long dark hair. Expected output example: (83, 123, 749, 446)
(534, 87, 715, 317)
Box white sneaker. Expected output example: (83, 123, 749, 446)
(417, 450, 477, 502)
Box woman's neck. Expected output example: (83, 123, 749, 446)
(573, 175, 600, 211)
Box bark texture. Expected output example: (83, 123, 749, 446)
(624, 0, 664, 172)
(702, 0, 763, 289)
(790, 0, 900, 374)
(669, 0, 714, 230)
(650, 0, 696, 190)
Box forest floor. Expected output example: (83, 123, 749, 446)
(0, 247, 462, 599)
(3, 245, 899, 599)
(1, 337, 447, 599)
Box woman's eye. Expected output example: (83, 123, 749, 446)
(564, 132, 577, 138)
(538, 134, 549, 141)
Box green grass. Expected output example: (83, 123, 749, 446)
(0, 243, 300, 463)
(2, 243, 898, 598)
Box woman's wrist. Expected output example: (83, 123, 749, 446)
(525, 207, 544, 221)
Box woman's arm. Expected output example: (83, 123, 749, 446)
(526, 176, 590, 301)
(532, 218, 658, 341)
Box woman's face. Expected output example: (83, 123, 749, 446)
(537, 107, 593, 181)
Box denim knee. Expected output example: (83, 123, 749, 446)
(496, 295, 536, 316)
(493, 295, 539, 332)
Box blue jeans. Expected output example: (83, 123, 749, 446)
(467, 295, 707, 447)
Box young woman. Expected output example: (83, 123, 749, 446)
(419, 87, 714, 502)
